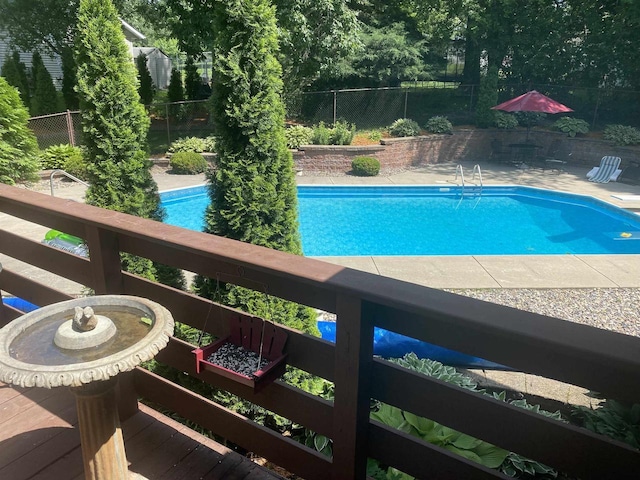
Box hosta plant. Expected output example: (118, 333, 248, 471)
(552, 117, 589, 137)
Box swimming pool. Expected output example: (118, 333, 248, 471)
(160, 185, 640, 256)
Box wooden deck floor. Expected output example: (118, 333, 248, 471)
(0, 382, 285, 480)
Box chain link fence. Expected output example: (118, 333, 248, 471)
(28, 84, 640, 151)
(289, 83, 640, 130)
(28, 111, 82, 149)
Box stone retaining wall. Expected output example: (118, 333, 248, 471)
(293, 129, 640, 174)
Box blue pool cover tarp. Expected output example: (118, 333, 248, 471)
(318, 321, 510, 370)
(2, 297, 40, 313)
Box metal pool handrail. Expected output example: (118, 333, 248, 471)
(49, 169, 89, 197)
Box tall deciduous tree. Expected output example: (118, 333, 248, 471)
(164, 0, 360, 97)
(196, 0, 317, 336)
(0, 77, 40, 185)
(75, 0, 184, 288)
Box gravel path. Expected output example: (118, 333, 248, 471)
(447, 288, 640, 338)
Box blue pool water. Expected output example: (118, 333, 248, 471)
(161, 185, 640, 256)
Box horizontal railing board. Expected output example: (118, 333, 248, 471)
(133, 367, 332, 480)
(118, 233, 340, 313)
(368, 302, 640, 403)
(0, 269, 72, 307)
(0, 231, 92, 286)
(368, 421, 507, 479)
(0, 189, 86, 239)
(371, 360, 640, 479)
(153, 338, 334, 437)
(122, 273, 337, 380)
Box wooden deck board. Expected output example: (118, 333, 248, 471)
(0, 382, 285, 480)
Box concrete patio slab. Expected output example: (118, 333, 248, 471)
(370, 256, 501, 289)
(314, 256, 380, 275)
(576, 254, 640, 287)
(473, 255, 617, 288)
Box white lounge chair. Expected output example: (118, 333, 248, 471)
(587, 156, 622, 183)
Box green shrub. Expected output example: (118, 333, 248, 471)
(351, 156, 380, 176)
(329, 120, 355, 145)
(367, 129, 383, 142)
(572, 400, 640, 449)
(39, 144, 83, 170)
(63, 148, 90, 181)
(388, 118, 420, 137)
(0, 77, 40, 185)
(311, 121, 332, 144)
(424, 115, 453, 134)
(170, 151, 208, 174)
(553, 117, 589, 137)
(603, 124, 640, 145)
(285, 125, 313, 149)
(494, 111, 518, 129)
(168, 136, 216, 153)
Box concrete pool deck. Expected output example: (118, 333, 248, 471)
(3, 160, 640, 292)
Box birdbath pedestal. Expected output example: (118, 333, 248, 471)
(0, 295, 174, 480)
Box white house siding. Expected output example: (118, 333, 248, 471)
(0, 37, 64, 89)
(0, 19, 145, 92)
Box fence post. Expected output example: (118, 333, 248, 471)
(333, 90, 337, 124)
(592, 89, 601, 129)
(404, 89, 408, 118)
(331, 294, 374, 479)
(166, 103, 171, 146)
(66, 110, 75, 146)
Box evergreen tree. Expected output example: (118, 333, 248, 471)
(61, 47, 79, 110)
(196, 0, 317, 336)
(136, 53, 154, 106)
(183, 55, 201, 100)
(0, 77, 40, 185)
(75, 0, 184, 288)
(30, 51, 59, 115)
(475, 66, 499, 128)
(1, 51, 30, 109)
(167, 67, 184, 103)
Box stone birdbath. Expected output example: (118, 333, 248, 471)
(0, 295, 174, 480)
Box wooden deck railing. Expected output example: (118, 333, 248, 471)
(1, 183, 639, 479)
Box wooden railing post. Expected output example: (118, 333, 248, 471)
(84, 226, 124, 294)
(332, 295, 374, 479)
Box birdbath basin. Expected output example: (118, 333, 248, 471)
(0, 295, 174, 480)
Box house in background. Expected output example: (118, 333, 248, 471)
(0, 19, 149, 91)
(131, 47, 172, 90)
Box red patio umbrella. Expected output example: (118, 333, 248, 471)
(492, 90, 573, 140)
(492, 90, 573, 114)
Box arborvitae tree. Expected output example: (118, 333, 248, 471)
(183, 56, 201, 100)
(0, 77, 40, 185)
(1, 51, 30, 109)
(475, 65, 499, 128)
(136, 53, 154, 106)
(167, 67, 184, 103)
(195, 0, 317, 337)
(61, 47, 79, 110)
(30, 52, 59, 115)
(75, 0, 184, 288)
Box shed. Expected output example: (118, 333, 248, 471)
(132, 47, 172, 90)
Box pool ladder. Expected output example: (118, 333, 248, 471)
(453, 164, 483, 208)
